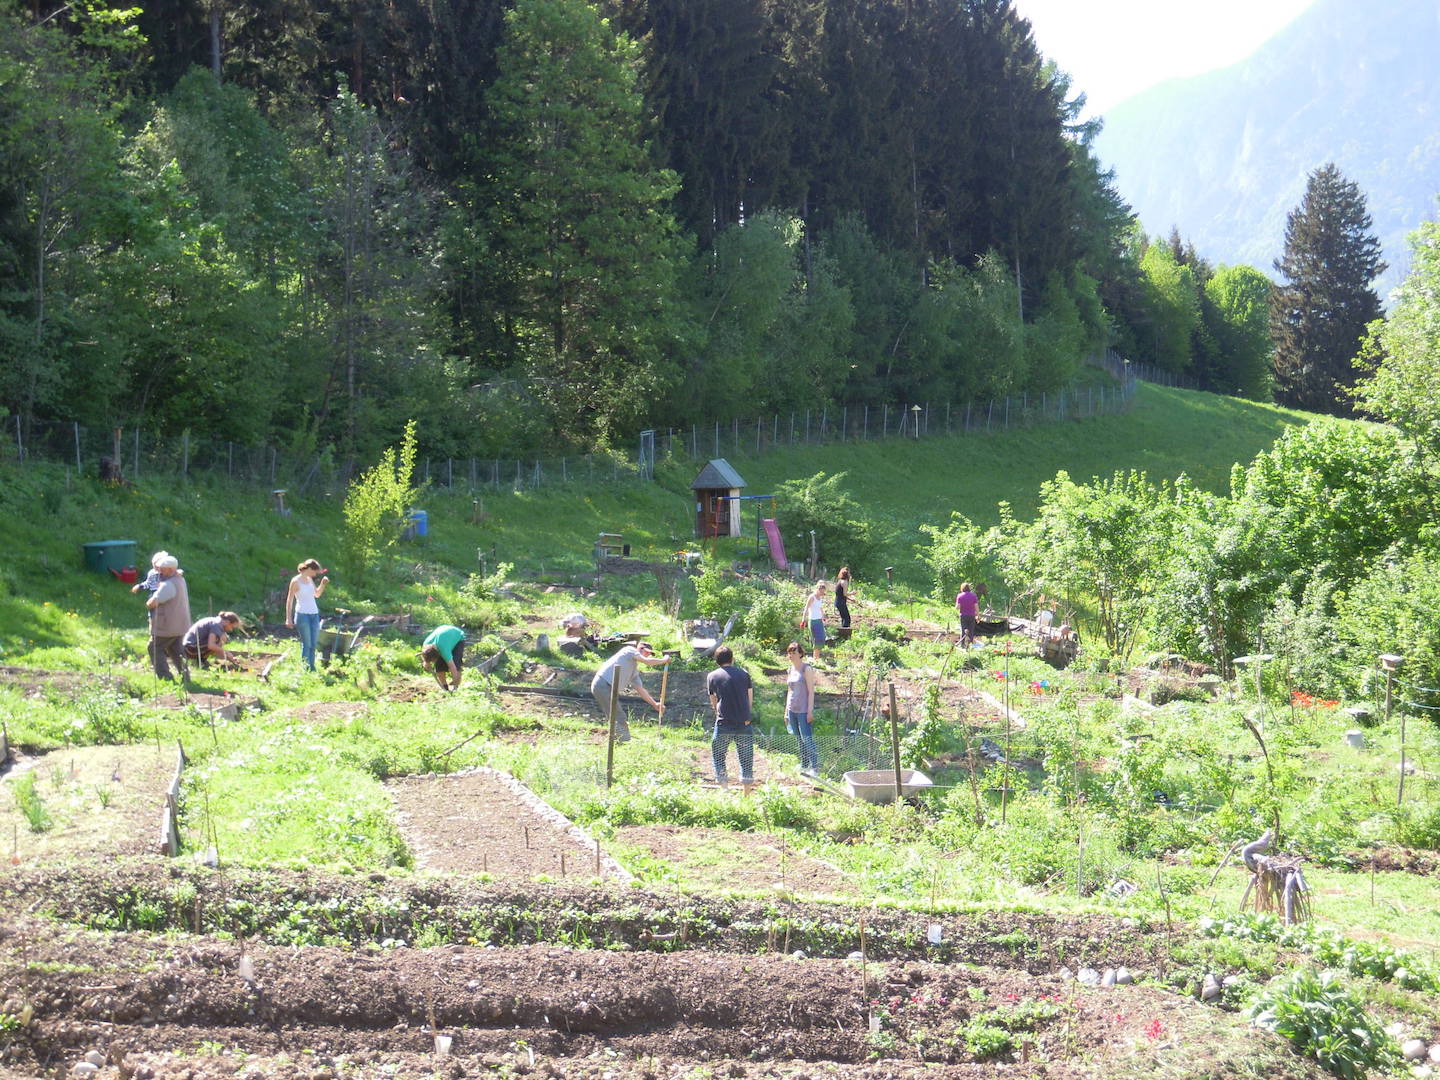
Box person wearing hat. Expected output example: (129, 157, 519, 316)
(285, 558, 330, 671)
(590, 641, 669, 743)
(146, 554, 191, 680)
(183, 612, 243, 669)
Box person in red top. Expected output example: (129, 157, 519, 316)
(955, 582, 979, 649)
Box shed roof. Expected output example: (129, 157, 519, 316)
(690, 458, 747, 490)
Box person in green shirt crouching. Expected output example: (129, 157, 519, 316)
(421, 625, 467, 692)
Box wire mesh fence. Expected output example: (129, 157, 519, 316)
(3, 352, 1152, 494)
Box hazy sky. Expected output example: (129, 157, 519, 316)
(1012, 0, 1318, 116)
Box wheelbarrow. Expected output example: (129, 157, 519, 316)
(319, 615, 375, 666)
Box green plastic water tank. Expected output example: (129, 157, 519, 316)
(81, 540, 137, 574)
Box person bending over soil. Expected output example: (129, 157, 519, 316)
(421, 625, 466, 692)
(183, 612, 242, 669)
(591, 641, 669, 743)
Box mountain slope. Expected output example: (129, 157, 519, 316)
(1093, 0, 1440, 294)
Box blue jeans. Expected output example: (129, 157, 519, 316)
(787, 710, 819, 771)
(711, 724, 754, 784)
(295, 612, 321, 670)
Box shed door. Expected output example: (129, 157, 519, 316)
(697, 491, 728, 537)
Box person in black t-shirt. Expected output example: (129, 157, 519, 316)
(705, 645, 754, 794)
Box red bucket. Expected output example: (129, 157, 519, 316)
(110, 565, 138, 584)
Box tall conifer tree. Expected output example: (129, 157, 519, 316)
(1270, 163, 1384, 414)
(485, 0, 683, 443)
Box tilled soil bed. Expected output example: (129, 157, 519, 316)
(0, 744, 179, 862)
(0, 912, 1324, 1080)
(388, 768, 629, 881)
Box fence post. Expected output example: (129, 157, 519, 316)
(946, 402, 951, 433)
(1004, 397, 1010, 429)
(842, 405, 848, 441)
(805, 409, 810, 442)
(790, 412, 795, 443)
(13, 415, 21, 463)
(73, 422, 82, 472)
(228, 441, 233, 477)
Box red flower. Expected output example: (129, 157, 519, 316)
(1144, 1018, 1165, 1040)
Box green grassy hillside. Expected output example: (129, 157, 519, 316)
(0, 382, 1318, 666)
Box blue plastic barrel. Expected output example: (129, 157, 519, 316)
(407, 509, 428, 538)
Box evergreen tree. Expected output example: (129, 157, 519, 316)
(1270, 163, 1384, 414)
(485, 0, 684, 444)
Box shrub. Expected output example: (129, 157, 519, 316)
(340, 420, 422, 585)
(774, 472, 885, 576)
(1248, 968, 1400, 1080)
(917, 512, 1005, 605)
(746, 590, 796, 650)
(694, 564, 762, 623)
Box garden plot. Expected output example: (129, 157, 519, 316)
(0, 900, 1329, 1080)
(615, 823, 856, 895)
(387, 767, 630, 881)
(0, 664, 126, 697)
(0, 743, 178, 862)
(151, 691, 260, 721)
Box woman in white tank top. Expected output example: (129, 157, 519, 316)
(286, 558, 329, 671)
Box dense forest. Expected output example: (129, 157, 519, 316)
(0, 0, 1329, 457)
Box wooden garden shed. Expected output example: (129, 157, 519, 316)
(691, 459, 747, 538)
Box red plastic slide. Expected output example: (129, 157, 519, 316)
(762, 518, 788, 568)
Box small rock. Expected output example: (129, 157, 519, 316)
(1200, 974, 1221, 1001)
(72, 1065, 98, 1077)
(1057, 966, 1073, 981)
(1429, 1044, 1440, 1065)
(847, 951, 865, 962)
(84, 1051, 106, 1067)
(1077, 967, 1101, 986)
(1403, 1039, 1428, 1061)
(791, 950, 807, 960)
(1101, 968, 1116, 988)
(133, 1068, 155, 1080)
(1387, 1023, 1409, 1039)
(1222, 974, 1243, 988)
(1413, 1068, 1433, 1080)
(1115, 967, 1134, 985)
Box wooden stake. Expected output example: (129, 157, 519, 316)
(888, 682, 903, 803)
(605, 677, 621, 788)
(659, 663, 670, 719)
